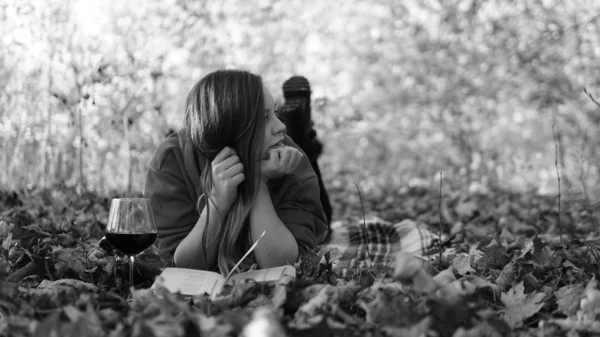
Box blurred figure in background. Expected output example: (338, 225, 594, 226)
(277, 76, 332, 231)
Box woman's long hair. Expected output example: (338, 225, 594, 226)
(183, 69, 265, 275)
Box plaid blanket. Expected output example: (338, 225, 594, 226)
(320, 216, 440, 279)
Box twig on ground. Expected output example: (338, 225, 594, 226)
(552, 124, 563, 245)
(439, 172, 443, 268)
(353, 182, 369, 260)
(56, 200, 73, 236)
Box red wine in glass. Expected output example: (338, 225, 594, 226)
(105, 233, 157, 256)
(105, 198, 158, 288)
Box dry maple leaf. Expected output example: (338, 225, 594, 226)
(579, 277, 600, 321)
(453, 253, 475, 276)
(501, 281, 546, 328)
(482, 238, 511, 268)
(495, 261, 516, 290)
(357, 283, 417, 326)
(555, 284, 584, 316)
(394, 251, 438, 294)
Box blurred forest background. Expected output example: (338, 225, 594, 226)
(2, 0, 600, 208)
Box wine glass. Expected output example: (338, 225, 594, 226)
(105, 198, 158, 288)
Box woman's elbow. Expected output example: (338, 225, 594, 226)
(264, 245, 298, 268)
(173, 245, 206, 270)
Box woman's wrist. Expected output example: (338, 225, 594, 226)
(259, 175, 270, 184)
(204, 195, 229, 218)
(257, 181, 270, 197)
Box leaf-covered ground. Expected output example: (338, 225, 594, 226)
(1, 186, 600, 337)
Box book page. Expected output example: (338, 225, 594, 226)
(227, 265, 296, 284)
(153, 268, 225, 297)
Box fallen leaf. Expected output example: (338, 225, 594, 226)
(499, 227, 515, 243)
(433, 267, 457, 284)
(453, 253, 475, 276)
(1, 232, 12, 252)
(459, 275, 500, 294)
(394, 251, 438, 293)
(381, 316, 431, 337)
(501, 281, 545, 328)
(549, 318, 600, 333)
(495, 261, 516, 290)
(357, 284, 419, 326)
(270, 283, 287, 309)
(0, 220, 13, 238)
(452, 321, 503, 337)
(242, 306, 286, 337)
(523, 273, 542, 290)
(52, 248, 86, 275)
(529, 237, 562, 268)
(555, 284, 584, 316)
(579, 277, 600, 321)
(293, 285, 337, 325)
(197, 314, 235, 337)
(455, 199, 478, 219)
(483, 239, 511, 268)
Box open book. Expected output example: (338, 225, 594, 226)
(151, 231, 296, 299)
(152, 264, 296, 299)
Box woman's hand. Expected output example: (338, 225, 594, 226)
(260, 146, 303, 183)
(209, 147, 245, 213)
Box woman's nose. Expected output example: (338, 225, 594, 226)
(274, 118, 287, 134)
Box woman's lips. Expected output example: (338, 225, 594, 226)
(270, 140, 284, 149)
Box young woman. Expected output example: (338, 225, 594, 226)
(144, 69, 329, 275)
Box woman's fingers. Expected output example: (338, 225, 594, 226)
(213, 146, 236, 164)
(218, 155, 240, 170)
(223, 162, 244, 178)
(229, 172, 245, 186)
(289, 149, 302, 170)
(280, 147, 302, 172)
(279, 148, 292, 167)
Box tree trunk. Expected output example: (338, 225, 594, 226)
(77, 103, 85, 192)
(123, 113, 132, 194)
(42, 50, 54, 189)
(6, 114, 25, 189)
(99, 152, 106, 195)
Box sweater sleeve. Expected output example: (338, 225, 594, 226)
(144, 148, 198, 264)
(274, 172, 329, 257)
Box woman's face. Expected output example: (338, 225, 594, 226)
(261, 84, 286, 159)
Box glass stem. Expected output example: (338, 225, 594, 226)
(129, 255, 135, 288)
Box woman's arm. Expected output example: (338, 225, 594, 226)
(174, 146, 245, 269)
(249, 183, 299, 268)
(173, 200, 226, 270)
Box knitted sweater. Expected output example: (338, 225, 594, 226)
(143, 131, 328, 268)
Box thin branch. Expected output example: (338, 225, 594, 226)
(552, 124, 562, 245)
(56, 200, 73, 237)
(439, 172, 443, 268)
(353, 182, 369, 260)
(583, 87, 600, 108)
(353, 182, 367, 231)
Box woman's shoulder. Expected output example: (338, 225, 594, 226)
(150, 131, 184, 170)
